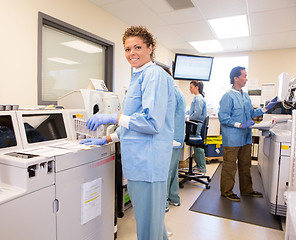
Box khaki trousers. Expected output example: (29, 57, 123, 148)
(220, 144, 254, 196)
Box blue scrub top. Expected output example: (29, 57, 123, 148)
(218, 88, 264, 147)
(174, 86, 186, 149)
(189, 94, 207, 133)
(117, 63, 175, 182)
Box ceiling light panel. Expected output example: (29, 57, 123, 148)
(189, 40, 223, 53)
(208, 15, 249, 39)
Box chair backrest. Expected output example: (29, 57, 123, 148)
(200, 116, 209, 141)
(184, 116, 209, 146)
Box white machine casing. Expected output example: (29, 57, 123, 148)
(0, 110, 56, 240)
(285, 110, 296, 240)
(278, 72, 290, 101)
(58, 89, 121, 118)
(259, 114, 292, 216)
(0, 109, 115, 240)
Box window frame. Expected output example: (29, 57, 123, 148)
(37, 12, 114, 105)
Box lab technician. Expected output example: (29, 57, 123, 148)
(166, 81, 186, 212)
(189, 80, 207, 173)
(218, 66, 278, 202)
(80, 25, 175, 240)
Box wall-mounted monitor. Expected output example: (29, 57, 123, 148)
(173, 53, 214, 81)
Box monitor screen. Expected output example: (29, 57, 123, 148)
(0, 115, 17, 149)
(22, 113, 67, 144)
(173, 53, 214, 81)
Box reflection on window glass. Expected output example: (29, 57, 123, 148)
(42, 26, 106, 102)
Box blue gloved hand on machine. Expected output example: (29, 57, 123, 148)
(241, 120, 255, 128)
(79, 137, 107, 145)
(265, 96, 278, 111)
(86, 113, 118, 131)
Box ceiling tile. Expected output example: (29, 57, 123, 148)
(251, 33, 288, 51)
(100, 0, 167, 28)
(89, 0, 120, 6)
(140, 0, 173, 14)
(89, 0, 296, 54)
(159, 7, 204, 25)
(172, 21, 215, 42)
(192, 0, 247, 19)
(250, 7, 296, 35)
(220, 38, 252, 52)
(248, 0, 296, 13)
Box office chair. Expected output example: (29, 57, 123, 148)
(179, 116, 211, 189)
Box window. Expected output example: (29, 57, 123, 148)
(38, 12, 114, 105)
(203, 56, 249, 113)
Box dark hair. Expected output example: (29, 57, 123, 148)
(230, 66, 245, 84)
(190, 80, 205, 97)
(122, 25, 156, 61)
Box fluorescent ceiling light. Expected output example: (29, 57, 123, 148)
(61, 40, 103, 53)
(189, 40, 223, 53)
(48, 57, 79, 65)
(208, 15, 249, 39)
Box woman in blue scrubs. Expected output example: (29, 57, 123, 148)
(189, 80, 207, 173)
(81, 26, 175, 240)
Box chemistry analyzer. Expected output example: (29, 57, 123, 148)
(0, 108, 116, 240)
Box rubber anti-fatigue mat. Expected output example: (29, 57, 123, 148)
(189, 164, 282, 230)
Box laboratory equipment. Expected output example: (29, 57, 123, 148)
(0, 109, 116, 240)
(0, 111, 56, 240)
(58, 89, 121, 118)
(285, 110, 296, 240)
(278, 72, 290, 101)
(258, 114, 292, 216)
(283, 76, 296, 110)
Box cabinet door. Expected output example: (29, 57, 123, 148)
(0, 186, 56, 240)
(55, 156, 115, 240)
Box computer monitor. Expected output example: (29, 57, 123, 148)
(173, 53, 214, 81)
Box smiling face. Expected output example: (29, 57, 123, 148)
(124, 36, 152, 69)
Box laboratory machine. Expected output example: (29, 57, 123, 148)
(284, 110, 296, 239)
(0, 111, 56, 240)
(256, 72, 296, 216)
(58, 89, 121, 118)
(0, 108, 116, 240)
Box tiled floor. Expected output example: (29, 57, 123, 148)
(117, 161, 285, 240)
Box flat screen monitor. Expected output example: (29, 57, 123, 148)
(173, 53, 214, 81)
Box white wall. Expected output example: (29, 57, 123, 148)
(0, 0, 173, 107)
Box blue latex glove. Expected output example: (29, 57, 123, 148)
(86, 113, 118, 131)
(265, 96, 278, 111)
(79, 137, 107, 145)
(241, 120, 255, 128)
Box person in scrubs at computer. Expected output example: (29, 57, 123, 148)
(218, 66, 278, 202)
(189, 80, 207, 173)
(80, 25, 175, 240)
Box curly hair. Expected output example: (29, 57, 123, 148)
(122, 25, 156, 61)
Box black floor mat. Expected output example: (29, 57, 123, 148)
(189, 164, 282, 230)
